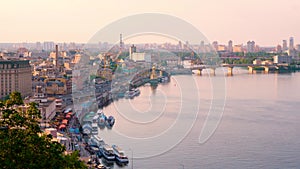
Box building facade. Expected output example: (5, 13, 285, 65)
(0, 60, 32, 98)
(44, 78, 67, 95)
(273, 55, 292, 64)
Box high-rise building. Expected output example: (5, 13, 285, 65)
(212, 41, 218, 51)
(200, 41, 205, 53)
(228, 40, 233, 52)
(247, 41, 255, 53)
(129, 44, 137, 60)
(289, 37, 296, 57)
(43, 41, 55, 51)
(0, 60, 32, 98)
(289, 37, 294, 50)
(282, 40, 288, 51)
(296, 44, 300, 51)
(178, 41, 183, 50)
(36, 42, 42, 51)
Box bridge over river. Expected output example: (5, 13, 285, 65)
(190, 63, 290, 76)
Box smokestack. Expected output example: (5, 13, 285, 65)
(55, 44, 58, 67)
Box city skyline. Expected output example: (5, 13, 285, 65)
(1, 0, 300, 46)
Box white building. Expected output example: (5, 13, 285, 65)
(130, 52, 151, 62)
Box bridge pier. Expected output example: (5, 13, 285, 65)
(264, 66, 269, 73)
(210, 68, 216, 76)
(248, 66, 254, 74)
(198, 69, 203, 76)
(227, 67, 233, 76)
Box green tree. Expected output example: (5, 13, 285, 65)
(0, 92, 87, 169)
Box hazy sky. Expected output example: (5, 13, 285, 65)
(1, 0, 300, 46)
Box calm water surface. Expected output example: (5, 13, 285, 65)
(99, 68, 300, 169)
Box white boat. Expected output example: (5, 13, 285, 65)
(64, 108, 72, 113)
(105, 116, 115, 128)
(93, 115, 99, 122)
(124, 91, 135, 99)
(82, 123, 92, 135)
(96, 164, 106, 169)
(97, 109, 104, 115)
(93, 135, 104, 143)
(99, 144, 115, 161)
(133, 88, 140, 96)
(112, 145, 129, 165)
(92, 135, 104, 147)
(98, 114, 106, 128)
(92, 123, 98, 135)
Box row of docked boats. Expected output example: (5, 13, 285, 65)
(98, 144, 129, 165)
(82, 110, 115, 135)
(124, 88, 140, 99)
(86, 140, 129, 166)
(99, 144, 129, 165)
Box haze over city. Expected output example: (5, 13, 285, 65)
(2, 1, 300, 169)
(1, 0, 300, 46)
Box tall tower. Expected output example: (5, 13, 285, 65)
(228, 40, 233, 52)
(55, 44, 58, 68)
(282, 40, 288, 51)
(289, 37, 294, 50)
(200, 41, 205, 53)
(178, 41, 182, 50)
(120, 33, 124, 51)
(212, 41, 218, 51)
(289, 37, 296, 57)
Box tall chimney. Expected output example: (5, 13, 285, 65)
(55, 44, 58, 67)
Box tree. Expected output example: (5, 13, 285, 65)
(0, 92, 87, 169)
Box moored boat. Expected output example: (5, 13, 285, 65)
(133, 88, 140, 96)
(99, 144, 115, 161)
(112, 145, 129, 165)
(82, 123, 92, 135)
(97, 109, 104, 115)
(98, 114, 107, 128)
(92, 123, 98, 135)
(124, 90, 135, 99)
(106, 116, 115, 128)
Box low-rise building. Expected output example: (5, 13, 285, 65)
(55, 98, 66, 113)
(45, 78, 67, 95)
(97, 68, 113, 80)
(261, 60, 273, 65)
(28, 96, 56, 125)
(253, 59, 262, 65)
(273, 55, 292, 64)
(130, 52, 151, 62)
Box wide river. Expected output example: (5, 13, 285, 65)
(98, 68, 300, 169)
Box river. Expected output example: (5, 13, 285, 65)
(97, 68, 300, 169)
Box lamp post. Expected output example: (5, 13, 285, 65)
(129, 148, 133, 169)
(179, 163, 184, 169)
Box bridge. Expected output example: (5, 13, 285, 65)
(190, 63, 289, 76)
(129, 67, 170, 87)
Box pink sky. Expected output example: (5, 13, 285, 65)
(0, 0, 300, 46)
